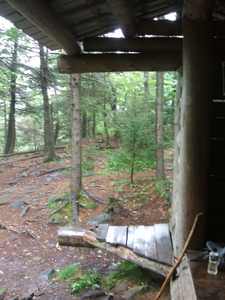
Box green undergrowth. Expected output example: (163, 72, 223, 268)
(101, 261, 150, 290)
(54, 261, 153, 296)
(46, 191, 99, 224)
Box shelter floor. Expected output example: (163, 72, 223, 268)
(188, 251, 225, 299)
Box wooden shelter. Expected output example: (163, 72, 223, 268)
(1, 0, 225, 298)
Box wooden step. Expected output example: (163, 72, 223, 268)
(58, 225, 171, 277)
(97, 223, 173, 266)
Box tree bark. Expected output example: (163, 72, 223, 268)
(70, 74, 82, 223)
(144, 71, 151, 111)
(39, 43, 56, 161)
(155, 72, 165, 183)
(82, 111, 87, 138)
(92, 110, 96, 138)
(103, 100, 109, 146)
(4, 39, 18, 154)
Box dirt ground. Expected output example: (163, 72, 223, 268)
(0, 137, 173, 299)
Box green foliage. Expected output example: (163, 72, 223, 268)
(82, 145, 99, 173)
(0, 21, 176, 155)
(55, 265, 82, 281)
(56, 262, 153, 295)
(70, 269, 100, 294)
(101, 261, 148, 290)
(154, 180, 172, 201)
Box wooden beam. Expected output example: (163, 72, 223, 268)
(138, 20, 182, 36)
(58, 227, 171, 277)
(106, 0, 137, 38)
(138, 19, 225, 38)
(84, 37, 182, 52)
(5, 0, 82, 55)
(58, 52, 182, 74)
(214, 21, 225, 37)
(183, 0, 216, 21)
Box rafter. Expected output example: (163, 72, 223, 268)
(5, 0, 82, 55)
(106, 0, 137, 38)
(138, 20, 182, 36)
(184, 0, 216, 20)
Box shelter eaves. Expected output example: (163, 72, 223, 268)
(0, 0, 179, 53)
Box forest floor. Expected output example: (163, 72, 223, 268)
(0, 136, 173, 300)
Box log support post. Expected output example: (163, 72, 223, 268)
(170, 16, 213, 256)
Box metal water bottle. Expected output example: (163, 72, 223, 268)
(207, 251, 219, 275)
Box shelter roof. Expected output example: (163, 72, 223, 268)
(0, 1, 225, 72)
(0, 1, 181, 53)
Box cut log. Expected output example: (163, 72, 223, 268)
(106, 0, 137, 38)
(58, 226, 171, 277)
(97, 224, 109, 241)
(58, 52, 182, 74)
(154, 223, 173, 265)
(127, 225, 136, 250)
(144, 226, 157, 261)
(58, 227, 97, 248)
(133, 226, 146, 257)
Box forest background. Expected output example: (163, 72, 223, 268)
(0, 16, 178, 186)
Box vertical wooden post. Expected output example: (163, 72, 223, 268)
(171, 16, 213, 256)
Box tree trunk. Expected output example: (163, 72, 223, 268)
(92, 110, 96, 138)
(39, 43, 56, 161)
(4, 39, 18, 154)
(103, 100, 109, 145)
(155, 72, 165, 183)
(82, 111, 87, 138)
(70, 73, 82, 223)
(54, 119, 60, 144)
(143, 71, 150, 111)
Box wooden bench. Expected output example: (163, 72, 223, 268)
(58, 223, 173, 277)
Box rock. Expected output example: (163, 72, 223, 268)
(20, 205, 30, 217)
(21, 172, 28, 177)
(88, 214, 111, 225)
(0, 201, 9, 206)
(47, 243, 56, 248)
(52, 297, 66, 300)
(33, 257, 42, 261)
(113, 281, 128, 293)
(20, 292, 34, 300)
(12, 200, 24, 209)
(122, 285, 149, 299)
(91, 179, 99, 183)
(38, 268, 54, 280)
(48, 217, 61, 224)
(21, 195, 30, 200)
(14, 281, 25, 287)
(79, 201, 98, 209)
(8, 180, 18, 185)
(81, 290, 108, 299)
